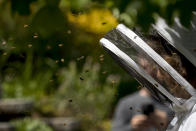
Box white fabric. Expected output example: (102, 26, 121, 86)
(168, 104, 196, 131)
(178, 104, 196, 131)
(178, 112, 196, 131)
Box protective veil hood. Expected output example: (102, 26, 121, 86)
(100, 17, 196, 110)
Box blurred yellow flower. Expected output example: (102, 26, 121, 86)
(67, 9, 118, 34)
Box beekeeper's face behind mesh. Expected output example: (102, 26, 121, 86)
(138, 40, 191, 99)
(101, 24, 196, 106)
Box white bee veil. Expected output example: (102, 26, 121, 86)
(100, 14, 196, 109)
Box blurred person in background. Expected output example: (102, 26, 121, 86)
(112, 87, 173, 131)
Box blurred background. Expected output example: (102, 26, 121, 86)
(0, 0, 195, 130)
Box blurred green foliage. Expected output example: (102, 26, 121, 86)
(12, 118, 53, 131)
(56, 58, 119, 118)
(34, 58, 119, 130)
(0, 0, 195, 130)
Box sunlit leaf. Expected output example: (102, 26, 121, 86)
(67, 9, 118, 34)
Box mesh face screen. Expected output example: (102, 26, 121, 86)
(102, 27, 191, 102)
